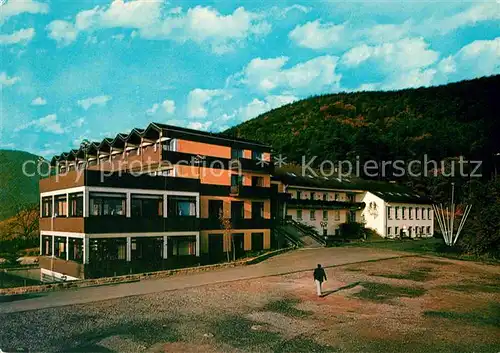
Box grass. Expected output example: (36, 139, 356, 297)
(213, 316, 282, 349)
(441, 282, 500, 294)
(263, 298, 312, 318)
(274, 337, 338, 353)
(424, 303, 500, 327)
(353, 282, 426, 302)
(373, 267, 434, 282)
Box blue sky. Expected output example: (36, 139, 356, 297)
(0, 0, 499, 158)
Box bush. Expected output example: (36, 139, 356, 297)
(339, 222, 365, 239)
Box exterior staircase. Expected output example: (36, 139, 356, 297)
(276, 219, 326, 248)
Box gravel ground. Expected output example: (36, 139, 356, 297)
(1, 256, 499, 353)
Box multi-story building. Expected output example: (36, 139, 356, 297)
(271, 170, 366, 236)
(272, 168, 434, 238)
(361, 191, 434, 238)
(39, 123, 273, 280)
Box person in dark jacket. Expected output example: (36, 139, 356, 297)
(313, 264, 327, 296)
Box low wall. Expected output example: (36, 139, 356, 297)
(0, 248, 292, 296)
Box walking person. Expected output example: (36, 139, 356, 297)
(313, 264, 327, 297)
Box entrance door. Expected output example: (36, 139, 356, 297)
(232, 233, 245, 259)
(208, 234, 224, 263)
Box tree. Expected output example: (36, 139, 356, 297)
(9, 203, 39, 241)
(219, 210, 232, 262)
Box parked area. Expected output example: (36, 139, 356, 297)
(1, 248, 499, 352)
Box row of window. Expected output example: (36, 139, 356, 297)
(208, 200, 265, 220)
(296, 209, 342, 222)
(41, 193, 197, 218)
(231, 175, 265, 187)
(293, 191, 356, 202)
(388, 226, 432, 236)
(387, 206, 432, 220)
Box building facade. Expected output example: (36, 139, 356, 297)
(361, 191, 434, 238)
(271, 170, 365, 236)
(39, 123, 273, 280)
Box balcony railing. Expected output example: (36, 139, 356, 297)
(286, 198, 365, 210)
(229, 185, 272, 198)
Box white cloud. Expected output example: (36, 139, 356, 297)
(187, 121, 213, 131)
(31, 97, 47, 106)
(289, 20, 344, 50)
(382, 68, 437, 90)
(45, 2, 270, 53)
(0, 28, 35, 45)
(46, 20, 79, 46)
(161, 99, 176, 114)
(146, 103, 159, 115)
(14, 114, 65, 134)
(240, 55, 341, 94)
(0, 0, 49, 24)
(0, 72, 20, 87)
(237, 95, 298, 121)
(187, 89, 225, 118)
(437, 37, 500, 79)
(71, 117, 85, 128)
(77, 95, 112, 110)
(341, 37, 439, 70)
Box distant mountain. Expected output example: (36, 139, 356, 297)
(0, 150, 45, 220)
(224, 76, 500, 178)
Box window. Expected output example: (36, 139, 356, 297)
(42, 196, 52, 217)
(170, 236, 196, 256)
(251, 150, 262, 160)
(387, 206, 392, 219)
(54, 195, 67, 217)
(251, 232, 264, 251)
(297, 209, 302, 220)
(208, 199, 223, 219)
(296, 191, 302, 200)
(90, 193, 126, 216)
(388, 227, 392, 235)
(323, 193, 328, 201)
(421, 208, 425, 220)
(69, 192, 83, 217)
(347, 193, 355, 202)
(310, 210, 316, 220)
(395, 207, 400, 219)
(395, 226, 399, 235)
(231, 148, 243, 159)
(252, 202, 264, 219)
(68, 238, 83, 263)
(54, 236, 67, 259)
(322, 210, 328, 220)
(41, 236, 52, 256)
(231, 201, 244, 220)
(409, 207, 413, 219)
(131, 194, 163, 217)
(348, 210, 356, 223)
(416, 207, 420, 220)
(334, 193, 339, 201)
(427, 226, 431, 234)
(131, 237, 162, 260)
(428, 208, 432, 219)
(402, 207, 406, 220)
(231, 174, 243, 187)
(168, 196, 197, 217)
(252, 176, 264, 187)
(311, 192, 316, 200)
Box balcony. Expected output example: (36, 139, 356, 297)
(286, 198, 365, 210)
(40, 217, 85, 233)
(229, 185, 272, 198)
(200, 217, 272, 230)
(229, 157, 274, 173)
(84, 216, 200, 233)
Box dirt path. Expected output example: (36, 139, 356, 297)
(0, 247, 408, 314)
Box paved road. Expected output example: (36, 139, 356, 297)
(0, 247, 408, 314)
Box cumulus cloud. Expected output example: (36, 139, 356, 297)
(187, 121, 213, 131)
(0, 0, 49, 24)
(0, 28, 35, 45)
(146, 103, 159, 115)
(239, 55, 341, 94)
(437, 37, 500, 80)
(289, 20, 344, 50)
(31, 97, 47, 106)
(77, 95, 112, 110)
(45, 1, 270, 53)
(187, 89, 225, 118)
(146, 99, 176, 115)
(341, 37, 439, 70)
(237, 95, 298, 121)
(14, 114, 65, 134)
(0, 72, 20, 87)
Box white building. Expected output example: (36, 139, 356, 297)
(362, 191, 434, 238)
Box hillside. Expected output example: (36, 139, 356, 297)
(225, 76, 500, 177)
(0, 150, 45, 220)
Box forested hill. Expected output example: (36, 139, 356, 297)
(224, 76, 500, 175)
